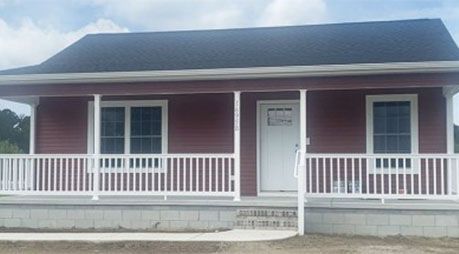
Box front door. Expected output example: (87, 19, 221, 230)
(259, 102, 300, 192)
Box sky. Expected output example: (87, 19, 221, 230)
(0, 0, 459, 121)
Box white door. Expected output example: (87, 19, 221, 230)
(260, 102, 300, 192)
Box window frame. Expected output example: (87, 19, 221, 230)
(366, 94, 419, 174)
(87, 100, 168, 155)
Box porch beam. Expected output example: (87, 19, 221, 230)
(298, 89, 307, 235)
(234, 91, 241, 201)
(93, 94, 101, 200)
(29, 103, 37, 155)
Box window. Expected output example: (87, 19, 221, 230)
(373, 101, 411, 154)
(101, 107, 125, 154)
(366, 94, 418, 173)
(267, 107, 293, 126)
(88, 100, 168, 155)
(130, 107, 162, 154)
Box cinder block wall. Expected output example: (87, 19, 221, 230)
(305, 207, 459, 237)
(0, 205, 237, 231)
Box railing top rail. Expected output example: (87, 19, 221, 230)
(0, 153, 236, 159)
(304, 153, 459, 159)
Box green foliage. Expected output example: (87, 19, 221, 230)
(0, 140, 22, 154)
(0, 109, 29, 154)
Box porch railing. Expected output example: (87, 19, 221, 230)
(0, 154, 235, 197)
(300, 153, 459, 200)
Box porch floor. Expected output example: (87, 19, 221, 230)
(0, 195, 458, 210)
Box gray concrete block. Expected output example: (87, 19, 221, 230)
(154, 221, 170, 231)
(85, 210, 104, 219)
(333, 224, 356, 234)
(12, 209, 30, 219)
(38, 220, 56, 228)
(305, 212, 322, 224)
(199, 210, 219, 221)
(3, 218, 21, 227)
(366, 214, 389, 225)
(130, 220, 150, 229)
(160, 210, 179, 221)
(355, 225, 378, 236)
(141, 210, 160, 220)
(435, 215, 459, 227)
(305, 223, 333, 234)
(122, 210, 142, 220)
(344, 213, 366, 225)
(188, 221, 209, 230)
(94, 219, 114, 229)
(20, 219, 39, 228)
(48, 209, 67, 219)
(67, 209, 86, 219)
(389, 215, 412, 226)
(322, 213, 345, 224)
(208, 221, 232, 229)
(169, 220, 188, 230)
(180, 211, 199, 221)
(104, 210, 122, 220)
(423, 226, 447, 237)
(447, 226, 459, 237)
(30, 209, 48, 219)
(55, 219, 75, 229)
(401, 226, 423, 236)
(377, 225, 401, 236)
(219, 211, 236, 221)
(412, 215, 435, 227)
(73, 219, 94, 229)
(0, 209, 12, 219)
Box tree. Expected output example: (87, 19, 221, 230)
(0, 140, 22, 154)
(0, 109, 29, 153)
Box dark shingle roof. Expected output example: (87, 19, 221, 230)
(1, 19, 458, 75)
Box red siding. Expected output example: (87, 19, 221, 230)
(36, 97, 89, 154)
(35, 88, 447, 196)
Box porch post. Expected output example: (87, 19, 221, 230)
(234, 91, 241, 201)
(446, 93, 454, 154)
(29, 103, 37, 155)
(92, 94, 101, 200)
(298, 89, 307, 235)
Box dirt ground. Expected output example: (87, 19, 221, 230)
(0, 234, 458, 254)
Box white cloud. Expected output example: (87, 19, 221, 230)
(257, 0, 327, 26)
(92, 0, 327, 30)
(0, 17, 128, 115)
(0, 18, 128, 70)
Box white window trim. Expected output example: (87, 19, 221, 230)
(366, 94, 419, 174)
(87, 100, 168, 155)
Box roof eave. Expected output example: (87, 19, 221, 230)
(1, 61, 459, 86)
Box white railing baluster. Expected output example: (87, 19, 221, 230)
(433, 158, 437, 195)
(447, 158, 452, 196)
(440, 158, 445, 195)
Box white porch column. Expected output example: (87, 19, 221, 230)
(92, 94, 101, 200)
(29, 103, 37, 155)
(298, 89, 307, 235)
(446, 93, 454, 154)
(234, 91, 241, 201)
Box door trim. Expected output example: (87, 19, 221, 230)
(256, 100, 300, 196)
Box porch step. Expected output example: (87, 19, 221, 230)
(235, 208, 297, 230)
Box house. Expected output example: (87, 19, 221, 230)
(0, 19, 459, 237)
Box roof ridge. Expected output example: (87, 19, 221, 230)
(86, 18, 441, 37)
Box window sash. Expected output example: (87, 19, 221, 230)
(372, 101, 412, 154)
